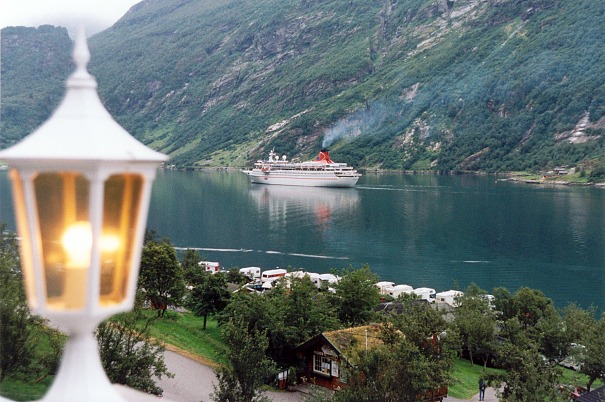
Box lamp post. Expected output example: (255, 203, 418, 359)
(0, 29, 167, 401)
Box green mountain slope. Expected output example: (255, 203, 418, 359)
(0, 26, 72, 150)
(2, 0, 605, 171)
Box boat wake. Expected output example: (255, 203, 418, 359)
(174, 246, 349, 261)
(356, 186, 449, 192)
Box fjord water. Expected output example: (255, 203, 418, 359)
(1, 170, 603, 310)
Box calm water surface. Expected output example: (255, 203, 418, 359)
(1, 170, 603, 310)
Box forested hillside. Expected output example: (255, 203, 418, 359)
(0, 26, 72, 150)
(2, 0, 605, 171)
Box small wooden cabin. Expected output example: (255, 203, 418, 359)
(294, 326, 379, 390)
(294, 325, 448, 401)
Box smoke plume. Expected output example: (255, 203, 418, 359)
(322, 102, 388, 148)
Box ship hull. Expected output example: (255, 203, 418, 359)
(243, 170, 360, 188)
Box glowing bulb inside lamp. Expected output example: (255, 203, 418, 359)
(61, 221, 92, 309)
(62, 221, 93, 268)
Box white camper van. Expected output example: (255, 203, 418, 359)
(390, 284, 414, 298)
(314, 273, 339, 289)
(239, 267, 261, 280)
(261, 268, 287, 282)
(412, 287, 436, 302)
(199, 261, 220, 274)
(435, 290, 464, 307)
(375, 281, 395, 295)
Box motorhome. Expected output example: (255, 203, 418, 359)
(435, 290, 464, 307)
(314, 273, 339, 289)
(261, 268, 287, 282)
(239, 267, 261, 280)
(390, 284, 414, 298)
(199, 261, 220, 274)
(375, 281, 395, 295)
(412, 287, 436, 302)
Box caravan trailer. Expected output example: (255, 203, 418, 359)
(199, 261, 220, 274)
(412, 287, 436, 302)
(315, 273, 339, 289)
(375, 281, 395, 295)
(390, 284, 414, 298)
(261, 268, 287, 282)
(435, 290, 464, 307)
(239, 267, 261, 280)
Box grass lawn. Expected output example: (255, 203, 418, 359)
(560, 367, 604, 390)
(448, 358, 605, 400)
(0, 377, 53, 401)
(448, 358, 504, 399)
(141, 309, 227, 366)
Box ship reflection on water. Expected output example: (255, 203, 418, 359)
(247, 184, 360, 230)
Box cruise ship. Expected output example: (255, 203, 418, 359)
(242, 149, 361, 188)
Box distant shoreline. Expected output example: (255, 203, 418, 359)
(161, 166, 605, 187)
(497, 176, 605, 187)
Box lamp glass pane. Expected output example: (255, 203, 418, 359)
(34, 172, 90, 310)
(99, 174, 143, 306)
(9, 170, 37, 306)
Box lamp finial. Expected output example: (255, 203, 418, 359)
(68, 26, 96, 89)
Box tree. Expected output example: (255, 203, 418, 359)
(332, 265, 380, 325)
(225, 268, 247, 285)
(278, 276, 339, 343)
(512, 287, 553, 330)
(211, 317, 275, 402)
(266, 276, 339, 366)
(138, 239, 185, 317)
(0, 225, 63, 383)
(221, 276, 339, 367)
(143, 228, 159, 244)
(337, 297, 453, 402)
(451, 284, 497, 366)
(387, 298, 450, 353)
(0, 226, 34, 382)
(181, 248, 201, 284)
(187, 271, 230, 330)
(562, 303, 597, 343)
(577, 314, 605, 391)
(490, 342, 566, 402)
(335, 335, 451, 402)
(493, 286, 515, 322)
(535, 307, 567, 362)
(96, 291, 173, 395)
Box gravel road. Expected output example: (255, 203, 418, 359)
(156, 350, 302, 402)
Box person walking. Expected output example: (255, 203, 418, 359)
(478, 378, 486, 401)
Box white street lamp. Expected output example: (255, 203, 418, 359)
(0, 29, 167, 401)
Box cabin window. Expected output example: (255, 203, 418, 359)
(313, 354, 332, 376)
